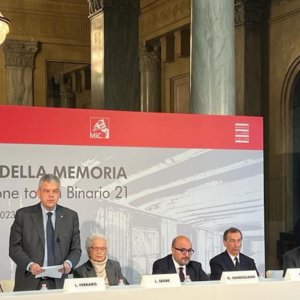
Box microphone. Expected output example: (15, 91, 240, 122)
(57, 237, 61, 243)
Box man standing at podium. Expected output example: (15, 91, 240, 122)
(209, 227, 258, 280)
(9, 174, 81, 291)
(152, 235, 209, 281)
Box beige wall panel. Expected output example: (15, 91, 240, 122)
(163, 57, 189, 112)
(170, 74, 189, 113)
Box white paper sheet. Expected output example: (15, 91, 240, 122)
(35, 264, 64, 279)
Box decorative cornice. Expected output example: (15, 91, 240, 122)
(7, 13, 90, 43)
(2, 39, 39, 68)
(1, 0, 89, 19)
(18, 0, 87, 7)
(272, 0, 294, 5)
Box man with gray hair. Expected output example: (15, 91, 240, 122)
(9, 174, 81, 291)
(73, 233, 129, 285)
(209, 227, 258, 280)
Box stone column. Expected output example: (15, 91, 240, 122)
(235, 0, 265, 116)
(139, 43, 161, 112)
(88, 0, 140, 111)
(2, 39, 39, 105)
(190, 0, 235, 115)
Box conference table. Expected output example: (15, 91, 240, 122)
(1, 279, 299, 299)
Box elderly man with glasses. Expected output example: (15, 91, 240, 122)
(152, 235, 209, 282)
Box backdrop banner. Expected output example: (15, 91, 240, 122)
(0, 105, 264, 283)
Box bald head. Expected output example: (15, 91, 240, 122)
(171, 235, 193, 266)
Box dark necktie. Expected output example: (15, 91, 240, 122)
(179, 267, 185, 282)
(234, 257, 240, 270)
(47, 212, 55, 266)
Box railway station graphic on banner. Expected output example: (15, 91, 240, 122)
(0, 106, 264, 283)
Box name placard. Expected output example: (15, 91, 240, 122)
(220, 271, 259, 284)
(284, 268, 300, 281)
(63, 277, 106, 292)
(141, 274, 181, 288)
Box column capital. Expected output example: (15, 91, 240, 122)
(2, 39, 39, 68)
(87, 0, 102, 15)
(235, 0, 266, 26)
(88, 0, 139, 16)
(139, 43, 160, 71)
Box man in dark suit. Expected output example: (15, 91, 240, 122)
(9, 174, 81, 291)
(74, 234, 128, 285)
(152, 235, 209, 282)
(209, 227, 258, 280)
(283, 246, 300, 275)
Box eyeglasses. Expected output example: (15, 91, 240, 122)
(89, 247, 107, 252)
(173, 247, 194, 255)
(41, 189, 60, 195)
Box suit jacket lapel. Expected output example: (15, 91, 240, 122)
(239, 254, 245, 268)
(224, 251, 235, 271)
(54, 205, 63, 242)
(31, 204, 44, 247)
(85, 260, 97, 277)
(167, 255, 177, 273)
(105, 259, 115, 284)
(186, 264, 195, 280)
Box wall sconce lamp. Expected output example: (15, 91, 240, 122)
(0, 12, 10, 45)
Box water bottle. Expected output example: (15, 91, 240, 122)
(118, 278, 125, 286)
(40, 283, 48, 290)
(185, 275, 191, 283)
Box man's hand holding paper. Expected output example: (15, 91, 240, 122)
(35, 264, 64, 279)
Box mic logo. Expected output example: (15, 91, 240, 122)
(90, 117, 110, 140)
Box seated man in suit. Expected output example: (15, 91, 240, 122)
(152, 235, 209, 282)
(283, 246, 300, 275)
(73, 234, 129, 285)
(209, 227, 258, 280)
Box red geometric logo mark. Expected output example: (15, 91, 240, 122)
(90, 117, 110, 139)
